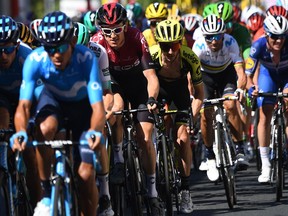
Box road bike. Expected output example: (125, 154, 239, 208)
(257, 90, 288, 201)
(203, 95, 238, 209)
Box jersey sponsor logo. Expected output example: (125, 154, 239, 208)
(77, 51, 93, 63)
(183, 50, 199, 64)
(89, 44, 101, 57)
(250, 47, 256, 55)
(30, 52, 48, 62)
(140, 36, 149, 53)
(91, 81, 102, 90)
(195, 43, 205, 50)
(20, 80, 25, 89)
(102, 68, 110, 77)
(245, 57, 255, 70)
(112, 59, 140, 71)
(224, 38, 234, 47)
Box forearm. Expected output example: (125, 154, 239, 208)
(14, 101, 31, 132)
(144, 69, 159, 99)
(191, 84, 204, 121)
(90, 101, 106, 132)
(235, 65, 247, 89)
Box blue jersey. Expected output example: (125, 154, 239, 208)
(0, 43, 32, 95)
(20, 44, 103, 104)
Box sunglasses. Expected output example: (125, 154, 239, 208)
(0, 45, 17, 55)
(150, 21, 160, 27)
(101, 25, 125, 36)
(44, 43, 69, 55)
(160, 43, 181, 52)
(269, 33, 286, 40)
(205, 34, 223, 43)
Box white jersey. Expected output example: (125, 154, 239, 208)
(192, 34, 243, 74)
(88, 41, 111, 91)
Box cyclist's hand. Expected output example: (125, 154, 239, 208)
(146, 97, 158, 112)
(10, 131, 28, 152)
(234, 88, 245, 103)
(248, 85, 258, 97)
(85, 130, 105, 151)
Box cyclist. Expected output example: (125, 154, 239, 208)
(73, 22, 90, 45)
(150, 19, 204, 214)
(0, 14, 42, 209)
(246, 15, 288, 183)
(143, 2, 168, 47)
(246, 12, 265, 42)
(10, 11, 106, 215)
(192, 14, 247, 181)
(125, 2, 144, 30)
(90, 3, 164, 215)
(29, 18, 42, 49)
(181, 13, 202, 48)
(83, 10, 99, 36)
(17, 22, 34, 47)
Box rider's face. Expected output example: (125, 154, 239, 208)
(267, 34, 286, 51)
(0, 42, 19, 69)
(45, 43, 72, 70)
(101, 23, 126, 49)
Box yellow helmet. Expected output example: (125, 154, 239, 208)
(17, 22, 33, 44)
(145, 3, 168, 20)
(155, 19, 184, 43)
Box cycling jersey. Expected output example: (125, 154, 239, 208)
(149, 44, 202, 85)
(252, 27, 265, 42)
(0, 42, 32, 95)
(143, 28, 157, 47)
(192, 34, 243, 74)
(87, 42, 111, 92)
(20, 44, 103, 104)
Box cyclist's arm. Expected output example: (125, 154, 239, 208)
(192, 82, 204, 122)
(143, 68, 159, 100)
(234, 62, 247, 89)
(14, 99, 32, 133)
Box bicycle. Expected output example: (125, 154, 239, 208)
(203, 95, 238, 209)
(257, 90, 288, 201)
(113, 108, 148, 216)
(27, 138, 98, 216)
(0, 128, 34, 216)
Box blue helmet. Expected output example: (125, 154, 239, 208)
(38, 11, 74, 46)
(0, 15, 19, 43)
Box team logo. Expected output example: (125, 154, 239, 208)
(245, 57, 255, 70)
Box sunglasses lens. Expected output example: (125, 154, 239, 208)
(0, 46, 16, 54)
(270, 34, 286, 40)
(160, 43, 180, 52)
(114, 27, 124, 34)
(102, 25, 125, 36)
(150, 21, 158, 27)
(102, 29, 112, 35)
(205, 34, 223, 42)
(45, 44, 69, 55)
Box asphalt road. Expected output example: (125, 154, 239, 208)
(187, 160, 288, 216)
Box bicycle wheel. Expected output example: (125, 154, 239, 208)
(110, 183, 125, 216)
(217, 122, 236, 209)
(0, 170, 13, 216)
(52, 177, 65, 216)
(126, 141, 143, 216)
(15, 175, 33, 216)
(252, 109, 261, 171)
(156, 135, 173, 216)
(275, 124, 284, 201)
(66, 165, 80, 216)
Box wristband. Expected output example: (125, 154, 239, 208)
(10, 131, 28, 148)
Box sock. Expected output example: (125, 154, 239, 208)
(205, 146, 215, 160)
(259, 146, 271, 169)
(113, 142, 124, 164)
(97, 173, 110, 199)
(146, 174, 158, 198)
(41, 180, 51, 198)
(181, 175, 190, 191)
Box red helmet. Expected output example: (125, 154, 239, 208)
(232, 4, 242, 22)
(96, 3, 127, 26)
(266, 5, 288, 19)
(246, 13, 264, 33)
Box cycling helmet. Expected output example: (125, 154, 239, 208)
(165, 3, 181, 17)
(96, 3, 127, 26)
(201, 14, 226, 35)
(29, 19, 42, 39)
(74, 22, 90, 45)
(0, 15, 19, 43)
(38, 11, 74, 46)
(202, 3, 216, 18)
(145, 3, 168, 20)
(83, 10, 97, 33)
(213, 1, 234, 22)
(278, 0, 288, 10)
(155, 19, 184, 43)
(232, 3, 242, 22)
(181, 14, 198, 31)
(17, 22, 33, 44)
(125, 2, 143, 19)
(241, 5, 264, 24)
(263, 15, 288, 35)
(266, 5, 288, 19)
(246, 13, 264, 33)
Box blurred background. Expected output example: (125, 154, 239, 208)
(0, 0, 266, 24)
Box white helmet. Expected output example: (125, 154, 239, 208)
(181, 14, 199, 31)
(264, 15, 288, 35)
(241, 5, 264, 24)
(200, 14, 226, 35)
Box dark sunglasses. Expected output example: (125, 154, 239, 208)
(269, 33, 286, 40)
(160, 43, 181, 52)
(0, 45, 17, 55)
(44, 43, 69, 55)
(205, 34, 223, 43)
(150, 21, 160, 27)
(101, 25, 125, 36)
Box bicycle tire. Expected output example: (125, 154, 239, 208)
(217, 122, 235, 209)
(66, 166, 80, 216)
(110, 183, 125, 216)
(15, 175, 33, 216)
(0, 170, 13, 216)
(126, 141, 143, 216)
(253, 109, 261, 171)
(156, 135, 173, 216)
(52, 178, 65, 216)
(276, 123, 284, 201)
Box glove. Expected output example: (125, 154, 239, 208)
(85, 130, 105, 145)
(248, 85, 256, 98)
(10, 131, 28, 149)
(146, 97, 157, 107)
